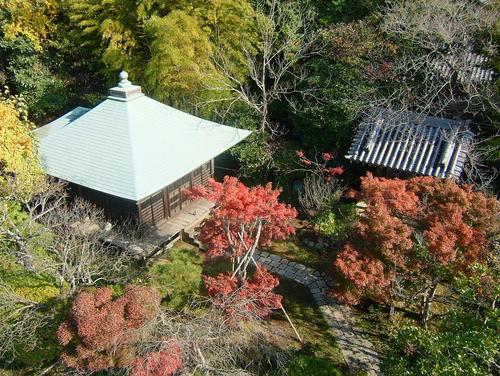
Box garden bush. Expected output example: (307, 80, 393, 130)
(312, 211, 337, 237)
(148, 248, 203, 309)
(312, 203, 357, 240)
(0, 256, 64, 368)
(382, 310, 499, 375)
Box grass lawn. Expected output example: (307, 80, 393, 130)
(274, 278, 345, 369)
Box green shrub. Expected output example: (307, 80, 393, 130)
(382, 311, 499, 376)
(312, 203, 357, 240)
(148, 248, 203, 309)
(312, 211, 337, 237)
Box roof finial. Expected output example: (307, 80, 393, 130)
(118, 71, 132, 88)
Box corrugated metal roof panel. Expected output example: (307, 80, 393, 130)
(433, 51, 497, 82)
(345, 110, 474, 179)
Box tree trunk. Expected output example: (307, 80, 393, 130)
(389, 280, 395, 316)
(18, 245, 35, 272)
(421, 280, 438, 326)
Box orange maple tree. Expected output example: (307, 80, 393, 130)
(185, 176, 297, 318)
(203, 264, 282, 320)
(333, 173, 499, 322)
(130, 339, 182, 376)
(56, 285, 181, 373)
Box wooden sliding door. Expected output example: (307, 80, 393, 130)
(137, 159, 215, 225)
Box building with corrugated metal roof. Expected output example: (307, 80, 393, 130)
(432, 51, 497, 83)
(36, 72, 251, 225)
(345, 109, 474, 179)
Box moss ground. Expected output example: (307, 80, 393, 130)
(268, 237, 337, 273)
(273, 278, 345, 369)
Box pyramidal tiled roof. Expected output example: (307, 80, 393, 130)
(346, 109, 474, 179)
(36, 72, 251, 200)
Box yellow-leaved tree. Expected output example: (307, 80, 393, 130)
(0, 88, 43, 198)
(0, 0, 58, 50)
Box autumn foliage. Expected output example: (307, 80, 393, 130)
(184, 176, 297, 260)
(185, 176, 296, 320)
(204, 264, 282, 320)
(130, 339, 182, 376)
(0, 90, 43, 197)
(296, 150, 345, 179)
(332, 173, 500, 311)
(57, 285, 162, 372)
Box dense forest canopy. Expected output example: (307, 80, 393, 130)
(1, 0, 498, 186)
(0, 0, 499, 375)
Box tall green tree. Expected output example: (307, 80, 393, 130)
(0, 0, 58, 49)
(66, 0, 258, 110)
(307, 0, 386, 24)
(0, 0, 74, 122)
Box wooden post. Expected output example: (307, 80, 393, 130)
(163, 185, 170, 218)
(136, 201, 142, 223)
(149, 196, 154, 225)
(281, 305, 303, 343)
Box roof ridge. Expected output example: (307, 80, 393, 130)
(37, 88, 252, 201)
(124, 98, 141, 200)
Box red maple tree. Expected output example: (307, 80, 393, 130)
(130, 339, 182, 376)
(185, 176, 296, 320)
(332, 173, 499, 322)
(184, 176, 297, 278)
(57, 285, 162, 372)
(203, 264, 282, 320)
(296, 150, 344, 180)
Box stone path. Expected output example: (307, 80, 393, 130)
(253, 250, 381, 376)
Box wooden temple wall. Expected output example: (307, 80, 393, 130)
(136, 160, 214, 225)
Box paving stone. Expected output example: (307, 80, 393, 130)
(308, 281, 319, 289)
(317, 280, 327, 288)
(255, 250, 380, 375)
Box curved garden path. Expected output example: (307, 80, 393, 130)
(253, 250, 381, 376)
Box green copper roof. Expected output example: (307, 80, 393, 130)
(36, 73, 251, 201)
